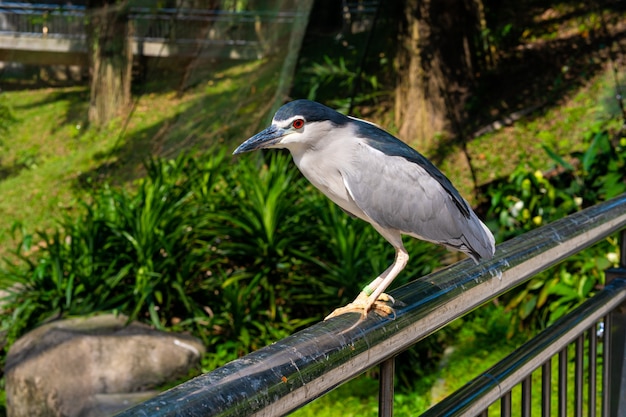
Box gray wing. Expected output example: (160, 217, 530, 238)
(355, 121, 471, 218)
(341, 140, 494, 261)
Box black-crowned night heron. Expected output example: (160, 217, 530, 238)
(233, 99, 495, 320)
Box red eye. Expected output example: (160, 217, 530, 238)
(292, 119, 305, 129)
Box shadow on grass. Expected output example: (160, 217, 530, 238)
(73, 55, 286, 189)
(0, 161, 29, 182)
(6, 88, 90, 134)
(428, 0, 626, 167)
(289, 0, 626, 200)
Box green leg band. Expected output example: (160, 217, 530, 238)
(362, 285, 374, 296)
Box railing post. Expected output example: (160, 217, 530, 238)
(379, 357, 395, 417)
(605, 229, 626, 417)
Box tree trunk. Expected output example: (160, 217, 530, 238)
(86, 0, 132, 127)
(394, 0, 481, 152)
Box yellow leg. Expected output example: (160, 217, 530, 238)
(324, 248, 408, 321)
(324, 291, 396, 320)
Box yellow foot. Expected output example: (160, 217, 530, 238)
(325, 293, 396, 321)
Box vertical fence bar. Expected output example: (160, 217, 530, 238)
(602, 314, 611, 417)
(558, 348, 568, 417)
(379, 357, 395, 417)
(542, 359, 551, 417)
(605, 228, 626, 417)
(575, 335, 584, 417)
(501, 391, 512, 417)
(522, 376, 531, 417)
(606, 301, 626, 417)
(588, 326, 597, 417)
(619, 229, 626, 270)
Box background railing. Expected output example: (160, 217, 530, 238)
(0, 2, 297, 46)
(0, 2, 85, 38)
(115, 194, 626, 416)
(0, 2, 305, 62)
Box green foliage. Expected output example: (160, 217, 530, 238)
(550, 125, 626, 203)
(488, 164, 577, 242)
(1, 152, 225, 344)
(505, 245, 614, 332)
(199, 151, 321, 362)
(489, 123, 625, 334)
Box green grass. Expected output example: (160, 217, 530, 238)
(470, 67, 624, 184)
(0, 58, 281, 257)
(434, 66, 626, 202)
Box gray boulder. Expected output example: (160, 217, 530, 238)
(5, 314, 205, 417)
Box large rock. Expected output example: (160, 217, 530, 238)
(6, 314, 205, 417)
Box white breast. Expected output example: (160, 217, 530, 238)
(285, 126, 367, 220)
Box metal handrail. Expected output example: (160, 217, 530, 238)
(117, 194, 626, 416)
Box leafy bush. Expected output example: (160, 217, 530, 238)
(488, 123, 625, 334)
(1, 152, 227, 345)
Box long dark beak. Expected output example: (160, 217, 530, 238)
(233, 125, 286, 155)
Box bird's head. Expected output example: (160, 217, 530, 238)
(233, 100, 350, 154)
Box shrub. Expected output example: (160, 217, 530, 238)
(488, 124, 625, 334)
(1, 151, 228, 345)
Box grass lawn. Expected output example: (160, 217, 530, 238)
(0, 59, 280, 258)
(436, 66, 626, 203)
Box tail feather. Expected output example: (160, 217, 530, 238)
(462, 214, 495, 263)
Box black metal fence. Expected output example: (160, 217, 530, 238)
(0, 2, 306, 63)
(0, 3, 85, 38)
(0, 2, 297, 45)
(113, 194, 626, 416)
(421, 272, 626, 417)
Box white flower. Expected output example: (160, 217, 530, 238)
(510, 200, 524, 217)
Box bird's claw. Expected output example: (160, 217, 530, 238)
(324, 292, 396, 321)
